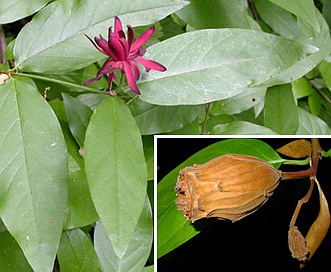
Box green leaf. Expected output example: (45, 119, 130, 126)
(296, 107, 331, 134)
(14, 0, 189, 73)
(254, 0, 299, 38)
(62, 93, 93, 147)
(308, 91, 322, 115)
(204, 114, 234, 133)
(291, 77, 314, 99)
(0, 218, 6, 233)
(57, 229, 101, 272)
(169, 118, 202, 134)
(143, 266, 154, 272)
(323, 0, 331, 31)
(77, 93, 108, 110)
(49, 100, 84, 170)
(176, 0, 260, 30)
(0, 231, 33, 271)
(209, 87, 266, 115)
(0, 0, 52, 24)
(210, 121, 278, 135)
(157, 139, 282, 258)
(58, 96, 98, 230)
(94, 196, 153, 272)
(64, 169, 99, 229)
(0, 77, 67, 272)
(256, 9, 331, 88)
(319, 60, 331, 89)
(264, 84, 299, 134)
(84, 97, 147, 257)
(159, 15, 185, 41)
(130, 100, 204, 134)
(139, 29, 320, 105)
(143, 136, 154, 181)
(267, 0, 320, 33)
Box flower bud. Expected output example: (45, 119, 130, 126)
(175, 154, 281, 222)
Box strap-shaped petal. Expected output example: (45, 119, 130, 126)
(130, 60, 140, 81)
(130, 26, 155, 52)
(113, 16, 123, 37)
(123, 62, 140, 94)
(108, 34, 127, 61)
(127, 25, 134, 48)
(135, 56, 166, 72)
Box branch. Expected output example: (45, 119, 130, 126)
(0, 25, 6, 65)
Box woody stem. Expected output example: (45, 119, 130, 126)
(289, 177, 315, 227)
(281, 139, 321, 181)
(280, 154, 319, 180)
(281, 139, 323, 228)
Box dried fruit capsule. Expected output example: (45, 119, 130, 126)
(288, 226, 308, 262)
(175, 154, 281, 222)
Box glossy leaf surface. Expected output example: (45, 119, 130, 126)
(58, 229, 101, 272)
(14, 0, 188, 73)
(84, 97, 147, 257)
(264, 84, 299, 134)
(139, 29, 321, 105)
(0, 0, 51, 24)
(94, 197, 153, 272)
(0, 77, 67, 272)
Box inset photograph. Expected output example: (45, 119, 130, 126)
(156, 137, 331, 272)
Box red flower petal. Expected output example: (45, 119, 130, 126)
(129, 60, 140, 80)
(130, 26, 155, 52)
(85, 34, 108, 55)
(108, 34, 127, 60)
(94, 35, 113, 56)
(83, 77, 98, 86)
(123, 62, 140, 95)
(97, 59, 114, 76)
(114, 16, 123, 35)
(127, 25, 134, 48)
(135, 56, 166, 72)
(119, 37, 129, 58)
(103, 61, 121, 76)
(85, 17, 166, 96)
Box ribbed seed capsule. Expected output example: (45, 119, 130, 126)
(288, 226, 308, 261)
(175, 154, 282, 222)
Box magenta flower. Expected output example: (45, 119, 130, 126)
(84, 16, 166, 96)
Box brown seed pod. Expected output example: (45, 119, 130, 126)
(288, 226, 308, 262)
(175, 154, 282, 222)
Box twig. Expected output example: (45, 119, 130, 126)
(0, 25, 6, 65)
(281, 155, 319, 180)
(248, 0, 259, 21)
(313, 85, 331, 105)
(289, 177, 315, 227)
(12, 72, 105, 94)
(283, 139, 323, 227)
(200, 103, 210, 135)
(281, 139, 321, 180)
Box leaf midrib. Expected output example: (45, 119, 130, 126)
(16, 1, 187, 68)
(11, 78, 39, 232)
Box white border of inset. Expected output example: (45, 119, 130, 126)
(153, 135, 329, 271)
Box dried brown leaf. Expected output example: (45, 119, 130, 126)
(304, 178, 330, 263)
(276, 139, 312, 158)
